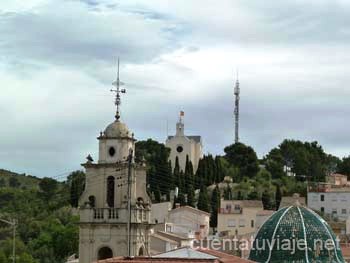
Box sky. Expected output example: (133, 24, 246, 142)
(1, 0, 350, 179)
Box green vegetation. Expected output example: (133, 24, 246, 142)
(1, 138, 348, 260)
(0, 171, 84, 263)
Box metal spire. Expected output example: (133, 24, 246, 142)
(111, 58, 126, 121)
(234, 69, 240, 143)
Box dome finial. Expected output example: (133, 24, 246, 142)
(111, 57, 126, 121)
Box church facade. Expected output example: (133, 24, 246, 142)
(78, 65, 152, 263)
(165, 112, 203, 173)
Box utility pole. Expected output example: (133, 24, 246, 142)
(126, 149, 133, 257)
(0, 218, 16, 263)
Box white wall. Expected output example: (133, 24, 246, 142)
(308, 192, 350, 221)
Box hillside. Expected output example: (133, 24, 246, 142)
(0, 169, 40, 190)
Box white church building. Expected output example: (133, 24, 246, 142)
(165, 112, 203, 173)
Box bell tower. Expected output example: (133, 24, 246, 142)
(78, 60, 152, 263)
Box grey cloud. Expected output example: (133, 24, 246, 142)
(0, 1, 181, 69)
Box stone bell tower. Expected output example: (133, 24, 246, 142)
(78, 60, 152, 263)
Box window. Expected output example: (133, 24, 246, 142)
(320, 207, 324, 213)
(234, 204, 241, 210)
(320, 195, 324, 202)
(176, 146, 183, 153)
(251, 220, 254, 228)
(226, 204, 232, 211)
(342, 209, 347, 215)
(108, 147, 116, 157)
(239, 219, 245, 227)
(332, 209, 337, 215)
(107, 176, 115, 207)
(227, 219, 236, 227)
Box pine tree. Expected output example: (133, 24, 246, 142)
(197, 182, 210, 212)
(275, 185, 282, 211)
(210, 185, 221, 231)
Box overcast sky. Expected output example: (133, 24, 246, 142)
(1, 0, 350, 178)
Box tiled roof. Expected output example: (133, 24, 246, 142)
(167, 136, 201, 143)
(256, 210, 275, 216)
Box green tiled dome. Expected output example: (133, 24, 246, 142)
(249, 206, 344, 263)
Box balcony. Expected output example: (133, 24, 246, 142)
(80, 207, 151, 224)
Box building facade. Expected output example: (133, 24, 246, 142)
(307, 187, 350, 221)
(165, 112, 203, 173)
(168, 205, 210, 240)
(217, 200, 263, 237)
(308, 175, 350, 221)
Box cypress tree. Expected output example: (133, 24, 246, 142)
(197, 182, 210, 212)
(224, 185, 233, 200)
(275, 185, 282, 211)
(154, 185, 161, 202)
(187, 184, 196, 207)
(195, 158, 205, 189)
(215, 156, 224, 183)
(210, 185, 221, 231)
(174, 156, 181, 189)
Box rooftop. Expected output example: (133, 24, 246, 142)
(170, 205, 210, 216)
(95, 248, 252, 263)
(167, 135, 201, 143)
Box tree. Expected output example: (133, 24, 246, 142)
(275, 185, 282, 211)
(67, 171, 85, 207)
(154, 185, 161, 202)
(9, 177, 20, 188)
(214, 156, 225, 183)
(0, 251, 7, 263)
(135, 139, 172, 195)
(18, 253, 36, 263)
(224, 142, 259, 179)
(174, 156, 181, 189)
(197, 183, 210, 212)
(248, 190, 259, 200)
(187, 184, 195, 207)
(338, 156, 350, 179)
(223, 185, 233, 200)
(39, 177, 58, 202)
(210, 185, 221, 231)
(262, 190, 274, 210)
(0, 178, 6, 188)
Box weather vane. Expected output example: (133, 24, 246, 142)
(111, 58, 126, 121)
